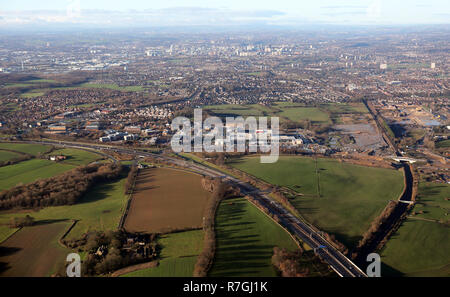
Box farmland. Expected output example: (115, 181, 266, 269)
(47, 148, 102, 166)
(0, 222, 70, 277)
(0, 143, 52, 156)
(0, 150, 21, 162)
(0, 159, 75, 191)
(0, 171, 129, 242)
(204, 102, 330, 123)
(203, 102, 368, 125)
(124, 168, 211, 233)
(0, 144, 103, 191)
(228, 156, 404, 247)
(123, 229, 204, 277)
(380, 182, 450, 277)
(209, 197, 298, 277)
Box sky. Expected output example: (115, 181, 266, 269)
(0, 0, 449, 28)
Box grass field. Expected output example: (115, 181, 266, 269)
(228, 156, 404, 248)
(0, 226, 18, 243)
(123, 229, 204, 277)
(0, 172, 129, 241)
(436, 139, 450, 149)
(319, 102, 368, 114)
(47, 148, 102, 166)
(0, 150, 22, 162)
(278, 107, 329, 123)
(0, 222, 70, 276)
(380, 182, 450, 277)
(204, 103, 330, 124)
(78, 83, 146, 92)
(0, 159, 75, 191)
(0, 145, 104, 191)
(209, 197, 298, 277)
(124, 168, 211, 233)
(0, 143, 52, 156)
(20, 91, 46, 98)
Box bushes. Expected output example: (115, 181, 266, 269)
(0, 163, 122, 210)
(271, 247, 309, 277)
(10, 215, 35, 228)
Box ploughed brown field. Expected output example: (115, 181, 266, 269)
(0, 222, 70, 276)
(124, 168, 211, 233)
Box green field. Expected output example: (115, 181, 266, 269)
(0, 159, 75, 191)
(0, 145, 104, 191)
(0, 143, 52, 156)
(204, 102, 367, 125)
(204, 103, 330, 124)
(278, 107, 329, 123)
(209, 197, 298, 277)
(380, 182, 450, 277)
(123, 229, 204, 277)
(228, 156, 404, 247)
(0, 226, 19, 243)
(20, 91, 46, 98)
(47, 148, 102, 166)
(0, 150, 22, 162)
(436, 139, 450, 149)
(0, 172, 129, 242)
(319, 102, 368, 114)
(78, 83, 146, 92)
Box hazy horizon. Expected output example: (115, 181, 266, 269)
(1, 0, 449, 30)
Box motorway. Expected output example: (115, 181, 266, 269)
(14, 139, 367, 277)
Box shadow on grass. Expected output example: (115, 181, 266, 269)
(379, 262, 405, 277)
(34, 218, 69, 226)
(76, 183, 116, 205)
(0, 246, 22, 257)
(0, 261, 11, 274)
(210, 199, 280, 276)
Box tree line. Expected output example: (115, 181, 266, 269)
(124, 164, 138, 195)
(0, 163, 122, 210)
(351, 200, 400, 261)
(193, 178, 229, 277)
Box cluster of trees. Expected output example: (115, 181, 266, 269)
(80, 230, 157, 276)
(271, 247, 309, 277)
(0, 163, 122, 210)
(193, 178, 227, 277)
(321, 232, 348, 255)
(124, 164, 138, 195)
(9, 215, 35, 228)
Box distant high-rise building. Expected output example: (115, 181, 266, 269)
(380, 63, 388, 70)
(431, 62, 436, 69)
